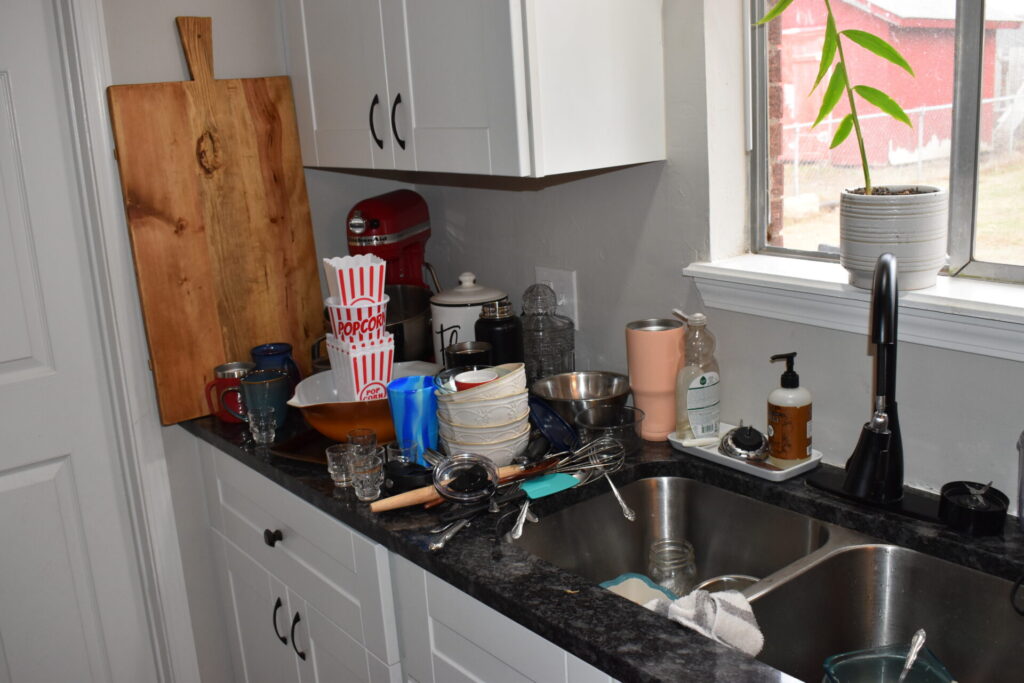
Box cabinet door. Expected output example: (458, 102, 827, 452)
(289, 588, 403, 683)
(295, 0, 396, 169)
(390, 554, 615, 683)
(395, 0, 529, 175)
(218, 536, 300, 683)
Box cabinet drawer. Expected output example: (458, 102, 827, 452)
(210, 451, 400, 665)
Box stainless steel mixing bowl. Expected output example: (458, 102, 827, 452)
(529, 371, 631, 427)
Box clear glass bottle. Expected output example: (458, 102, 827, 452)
(648, 538, 697, 597)
(521, 283, 574, 385)
(675, 313, 721, 439)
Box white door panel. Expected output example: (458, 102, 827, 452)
(0, 457, 101, 683)
(0, 72, 51, 383)
(0, 1, 157, 680)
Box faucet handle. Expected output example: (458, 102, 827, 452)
(867, 396, 890, 434)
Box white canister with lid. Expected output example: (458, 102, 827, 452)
(429, 272, 506, 364)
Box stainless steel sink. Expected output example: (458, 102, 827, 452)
(514, 475, 1024, 682)
(514, 476, 831, 586)
(749, 544, 1024, 682)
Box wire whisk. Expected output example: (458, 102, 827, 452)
(550, 437, 635, 520)
(548, 437, 625, 483)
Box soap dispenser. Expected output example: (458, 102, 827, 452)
(767, 352, 812, 467)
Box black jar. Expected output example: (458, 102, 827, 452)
(474, 298, 523, 365)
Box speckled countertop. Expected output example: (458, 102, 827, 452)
(182, 417, 1024, 682)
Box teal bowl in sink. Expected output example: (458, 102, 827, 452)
(824, 643, 955, 682)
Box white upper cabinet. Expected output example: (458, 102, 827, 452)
(283, 0, 665, 177)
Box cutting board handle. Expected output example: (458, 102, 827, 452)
(176, 17, 214, 82)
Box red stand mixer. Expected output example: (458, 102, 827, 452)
(347, 189, 435, 289)
(346, 190, 437, 361)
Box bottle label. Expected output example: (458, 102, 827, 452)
(767, 403, 812, 460)
(686, 372, 720, 436)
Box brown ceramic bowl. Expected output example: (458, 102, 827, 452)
(288, 372, 395, 442)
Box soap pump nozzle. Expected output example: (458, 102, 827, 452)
(770, 352, 799, 389)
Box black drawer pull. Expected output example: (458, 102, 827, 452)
(263, 528, 283, 547)
(369, 94, 384, 149)
(272, 597, 287, 645)
(290, 611, 307, 660)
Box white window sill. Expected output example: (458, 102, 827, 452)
(683, 254, 1024, 362)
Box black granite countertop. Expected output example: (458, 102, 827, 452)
(182, 416, 1024, 682)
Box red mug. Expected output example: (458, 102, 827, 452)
(205, 362, 255, 423)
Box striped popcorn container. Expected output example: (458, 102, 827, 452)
(327, 334, 395, 402)
(326, 295, 390, 343)
(322, 255, 387, 306)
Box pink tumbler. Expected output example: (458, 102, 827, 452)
(625, 319, 684, 441)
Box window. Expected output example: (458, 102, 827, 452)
(750, 0, 1024, 283)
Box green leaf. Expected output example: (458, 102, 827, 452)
(841, 30, 915, 76)
(830, 114, 854, 148)
(755, 0, 795, 25)
(854, 85, 912, 126)
(813, 64, 846, 127)
(810, 14, 838, 93)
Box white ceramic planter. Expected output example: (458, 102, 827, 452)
(839, 185, 948, 290)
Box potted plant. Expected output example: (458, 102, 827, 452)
(757, 0, 947, 290)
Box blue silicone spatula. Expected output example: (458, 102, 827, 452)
(510, 473, 580, 539)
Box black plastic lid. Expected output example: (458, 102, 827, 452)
(732, 425, 765, 451)
(771, 352, 799, 389)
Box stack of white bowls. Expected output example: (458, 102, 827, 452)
(436, 363, 529, 466)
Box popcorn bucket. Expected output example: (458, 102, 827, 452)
(327, 295, 389, 343)
(323, 255, 387, 305)
(328, 334, 395, 402)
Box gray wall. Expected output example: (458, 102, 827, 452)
(104, 0, 1022, 523)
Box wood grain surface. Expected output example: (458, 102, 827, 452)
(108, 17, 321, 424)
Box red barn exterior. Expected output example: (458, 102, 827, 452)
(777, 0, 1020, 166)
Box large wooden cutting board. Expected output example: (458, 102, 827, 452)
(108, 17, 321, 424)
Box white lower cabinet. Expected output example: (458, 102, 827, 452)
(216, 534, 300, 683)
(203, 445, 613, 682)
(205, 447, 401, 682)
(389, 554, 615, 683)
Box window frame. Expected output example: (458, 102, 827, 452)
(748, 0, 1024, 283)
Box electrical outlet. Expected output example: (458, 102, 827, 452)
(534, 266, 579, 330)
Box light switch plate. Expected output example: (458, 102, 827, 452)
(534, 266, 579, 330)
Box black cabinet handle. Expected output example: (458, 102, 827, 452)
(390, 93, 406, 150)
(369, 94, 384, 149)
(263, 529, 283, 547)
(290, 612, 307, 660)
(272, 597, 288, 645)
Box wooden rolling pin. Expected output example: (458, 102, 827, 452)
(370, 460, 556, 513)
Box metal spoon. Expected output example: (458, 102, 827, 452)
(604, 473, 636, 521)
(897, 628, 926, 683)
(510, 500, 531, 540)
(428, 518, 471, 551)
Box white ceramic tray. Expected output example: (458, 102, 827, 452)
(667, 423, 822, 482)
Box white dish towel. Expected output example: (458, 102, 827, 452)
(644, 590, 764, 657)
